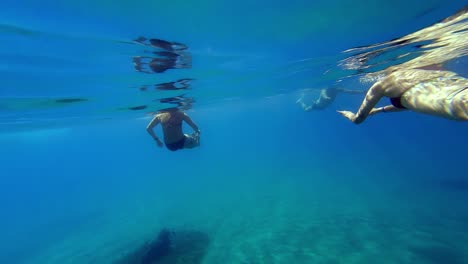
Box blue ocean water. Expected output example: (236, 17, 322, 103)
(1, 1, 468, 263)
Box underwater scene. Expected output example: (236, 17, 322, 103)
(1, 0, 468, 263)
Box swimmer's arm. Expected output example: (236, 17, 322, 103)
(302, 101, 318, 111)
(337, 82, 384, 124)
(183, 114, 200, 133)
(146, 116, 163, 144)
(369, 105, 406, 115)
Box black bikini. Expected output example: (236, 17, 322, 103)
(165, 136, 186, 151)
(390, 96, 407, 109)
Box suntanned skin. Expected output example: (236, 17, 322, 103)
(146, 109, 200, 150)
(338, 67, 468, 124)
(337, 8, 467, 124)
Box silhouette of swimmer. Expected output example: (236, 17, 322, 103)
(297, 87, 364, 111)
(134, 36, 188, 51)
(147, 106, 200, 151)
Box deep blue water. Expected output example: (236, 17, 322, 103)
(1, 1, 468, 263)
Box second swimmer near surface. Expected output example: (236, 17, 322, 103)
(298, 66, 467, 124)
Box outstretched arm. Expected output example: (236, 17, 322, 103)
(337, 82, 385, 124)
(183, 113, 200, 133)
(146, 116, 163, 147)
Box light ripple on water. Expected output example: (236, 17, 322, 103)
(1, 7, 467, 131)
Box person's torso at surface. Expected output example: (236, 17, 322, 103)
(381, 68, 451, 97)
(157, 112, 185, 143)
(400, 71, 468, 120)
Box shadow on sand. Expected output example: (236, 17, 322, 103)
(114, 228, 210, 264)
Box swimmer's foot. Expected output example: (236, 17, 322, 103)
(337, 110, 357, 123)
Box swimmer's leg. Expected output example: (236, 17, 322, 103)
(338, 82, 385, 124)
(295, 93, 305, 104)
(368, 105, 407, 116)
(296, 94, 314, 111)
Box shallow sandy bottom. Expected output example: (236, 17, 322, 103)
(26, 163, 468, 264)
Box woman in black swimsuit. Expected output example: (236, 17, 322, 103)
(337, 67, 468, 124)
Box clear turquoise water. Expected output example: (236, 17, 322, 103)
(1, 1, 468, 263)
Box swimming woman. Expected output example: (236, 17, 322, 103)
(337, 66, 468, 124)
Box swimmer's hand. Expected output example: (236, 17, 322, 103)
(337, 110, 357, 123)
